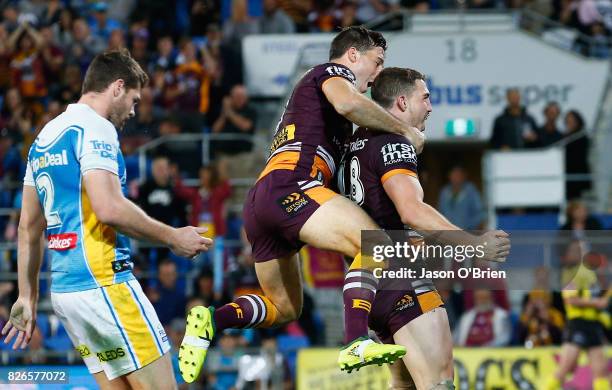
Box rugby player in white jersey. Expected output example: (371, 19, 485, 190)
(1, 49, 212, 389)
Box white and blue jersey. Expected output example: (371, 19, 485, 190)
(24, 104, 135, 293)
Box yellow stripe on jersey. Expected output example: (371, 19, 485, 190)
(106, 283, 159, 367)
(81, 181, 116, 285)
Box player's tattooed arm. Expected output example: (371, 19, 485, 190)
(322, 77, 425, 153)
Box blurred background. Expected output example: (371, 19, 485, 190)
(0, 0, 610, 388)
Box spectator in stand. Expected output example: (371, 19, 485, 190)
(51, 7, 75, 49)
(489, 88, 539, 150)
(338, 1, 360, 28)
(204, 24, 226, 126)
(222, 0, 260, 86)
(38, 25, 65, 83)
(260, 0, 296, 34)
(561, 200, 602, 235)
(66, 18, 104, 72)
(7, 22, 47, 103)
(0, 88, 36, 155)
(106, 28, 125, 51)
(211, 84, 257, 156)
(0, 24, 13, 92)
(192, 267, 232, 309)
(563, 110, 591, 200)
(353, 0, 401, 24)
(88, 2, 122, 43)
(130, 27, 150, 70)
(54, 63, 82, 105)
(276, 0, 312, 32)
(122, 86, 162, 138)
(467, 0, 497, 9)
(590, 22, 610, 58)
(150, 35, 177, 73)
(398, 0, 430, 12)
(455, 289, 512, 347)
(206, 333, 241, 390)
(190, 0, 221, 36)
(438, 165, 485, 230)
(40, 0, 63, 27)
(149, 259, 187, 326)
(175, 162, 232, 239)
(518, 289, 565, 347)
(174, 38, 216, 131)
(138, 155, 188, 227)
(222, 0, 260, 45)
(308, 0, 342, 32)
(536, 101, 564, 147)
(2, 5, 19, 33)
(0, 128, 24, 194)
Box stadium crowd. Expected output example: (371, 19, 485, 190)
(0, 0, 609, 388)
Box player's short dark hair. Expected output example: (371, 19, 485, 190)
(371, 67, 426, 109)
(82, 49, 148, 94)
(329, 26, 387, 61)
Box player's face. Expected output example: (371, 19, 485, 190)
(406, 80, 432, 131)
(109, 86, 141, 130)
(354, 46, 384, 93)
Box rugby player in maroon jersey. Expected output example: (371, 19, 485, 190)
(341, 67, 510, 389)
(179, 27, 429, 381)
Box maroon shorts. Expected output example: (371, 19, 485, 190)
(369, 289, 444, 344)
(242, 170, 337, 262)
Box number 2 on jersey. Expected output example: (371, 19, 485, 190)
(35, 173, 62, 228)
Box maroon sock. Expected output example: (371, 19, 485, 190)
(343, 269, 377, 344)
(213, 295, 270, 331)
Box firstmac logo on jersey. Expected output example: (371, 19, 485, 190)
(381, 143, 416, 166)
(30, 150, 69, 173)
(90, 140, 116, 160)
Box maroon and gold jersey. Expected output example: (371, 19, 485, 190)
(340, 127, 418, 230)
(260, 63, 357, 187)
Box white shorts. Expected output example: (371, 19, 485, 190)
(51, 279, 171, 380)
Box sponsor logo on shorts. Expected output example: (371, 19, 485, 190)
(394, 294, 415, 312)
(76, 344, 91, 358)
(277, 191, 309, 214)
(97, 348, 126, 362)
(48, 233, 78, 250)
